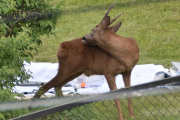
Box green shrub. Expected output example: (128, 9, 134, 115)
(0, 88, 41, 119)
(0, 1, 60, 118)
(0, 0, 60, 89)
(0, 88, 16, 120)
(0, 30, 32, 89)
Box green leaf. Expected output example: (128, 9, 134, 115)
(0, 113, 5, 120)
(2, 7, 10, 14)
(24, 0, 30, 6)
(30, 0, 35, 7)
(27, 52, 33, 59)
(16, 0, 22, 6)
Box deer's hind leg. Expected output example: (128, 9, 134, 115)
(122, 71, 134, 118)
(33, 63, 82, 99)
(33, 73, 61, 99)
(54, 72, 82, 97)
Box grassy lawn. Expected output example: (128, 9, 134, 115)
(32, 0, 180, 68)
(6, 0, 179, 119)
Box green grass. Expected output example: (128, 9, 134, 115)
(32, 0, 180, 68)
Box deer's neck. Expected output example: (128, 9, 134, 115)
(98, 31, 139, 70)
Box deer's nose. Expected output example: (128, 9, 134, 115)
(82, 36, 86, 40)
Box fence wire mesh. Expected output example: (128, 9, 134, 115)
(36, 89, 180, 120)
(5, 76, 180, 120)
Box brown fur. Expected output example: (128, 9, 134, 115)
(33, 38, 127, 99)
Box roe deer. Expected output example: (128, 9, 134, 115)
(33, 23, 127, 119)
(82, 2, 139, 120)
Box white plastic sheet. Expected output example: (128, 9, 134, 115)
(14, 62, 169, 96)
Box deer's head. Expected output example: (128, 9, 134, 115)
(82, 2, 123, 45)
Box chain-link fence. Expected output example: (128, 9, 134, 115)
(36, 92, 180, 120)
(9, 76, 180, 120)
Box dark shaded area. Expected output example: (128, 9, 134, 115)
(2, 11, 60, 23)
(60, 0, 178, 15)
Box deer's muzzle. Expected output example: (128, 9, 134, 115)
(82, 36, 86, 40)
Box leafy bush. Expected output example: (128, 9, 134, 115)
(0, 0, 60, 89)
(0, 88, 16, 120)
(0, 29, 32, 89)
(0, 0, 60, 119)
(0, 88, 43, 119)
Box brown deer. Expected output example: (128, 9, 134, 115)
(82, 2, 139, 120)
(33, 26, 128, 119)
(33, 3, 138, 120)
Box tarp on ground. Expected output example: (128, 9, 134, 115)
(14, 62, 170, 97)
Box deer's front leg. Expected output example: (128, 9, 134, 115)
(105, 74, 124, 120)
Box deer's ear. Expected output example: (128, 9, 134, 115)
(108, 22, 121, 33)
(100, 16, 110, 29)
